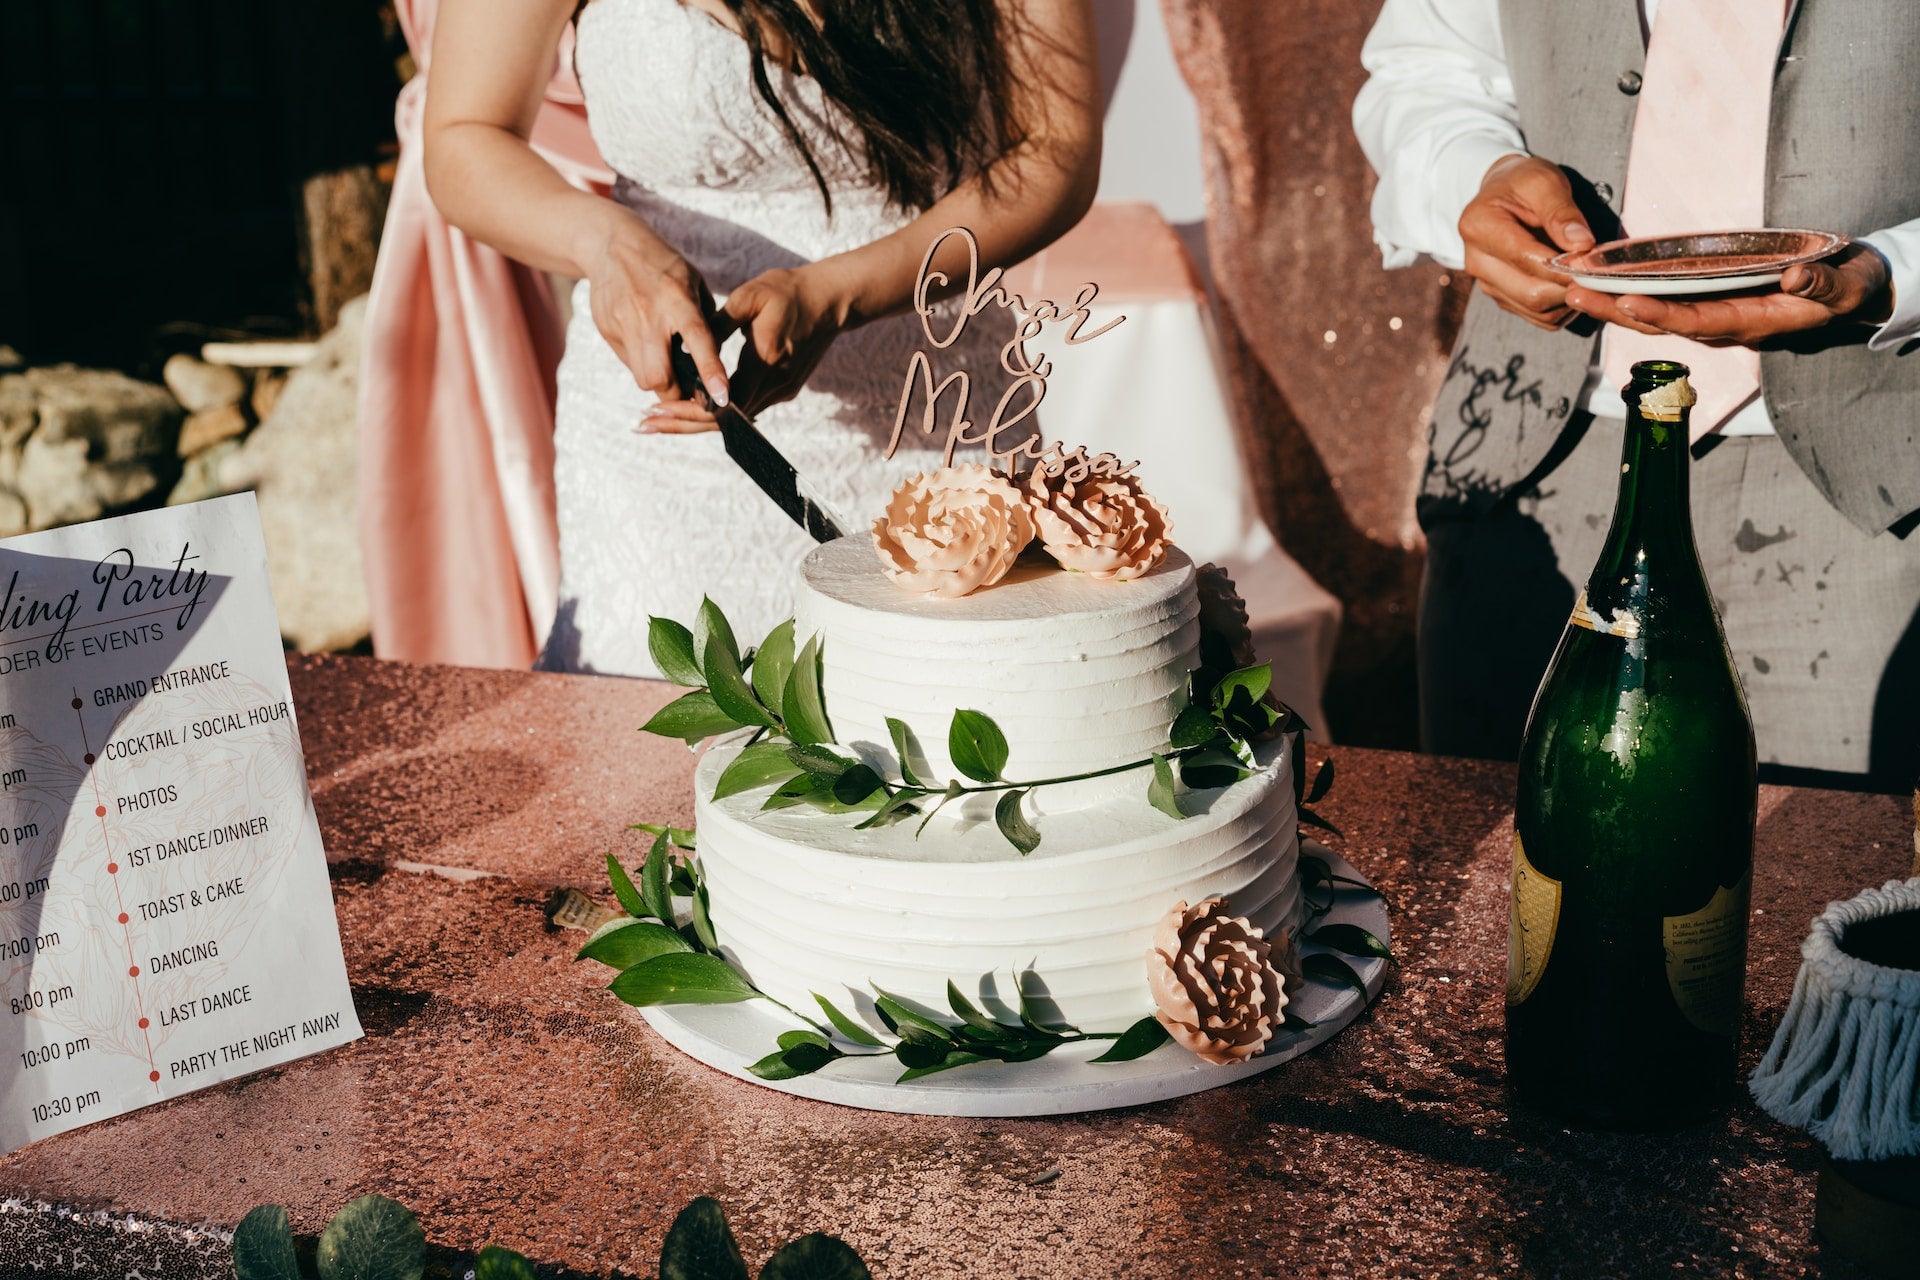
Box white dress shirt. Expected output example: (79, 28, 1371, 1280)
(1352, 0, 1920, 435)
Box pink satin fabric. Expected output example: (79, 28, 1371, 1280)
(357, 0, 612, 668)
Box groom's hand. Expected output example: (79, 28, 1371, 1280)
(1459, 154, 1596, 330)
(1566, 243, 1893, 346)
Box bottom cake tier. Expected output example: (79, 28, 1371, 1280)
(692, 736, 1302, 1035)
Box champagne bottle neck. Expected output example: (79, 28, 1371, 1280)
(1587, 402, 1710, 624)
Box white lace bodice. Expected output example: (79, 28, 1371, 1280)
(545, 0, 1019, 676)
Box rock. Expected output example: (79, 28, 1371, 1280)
(0, 490, 27, 538)
(167, 439, 242, 508)
(162, 354, 246, 413)
(10, 365, 180, 530)
(176, 402, 248, 457)
(251, 369, 287, 422)
(222, 296, 370, 652)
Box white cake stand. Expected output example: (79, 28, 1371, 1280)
(635, 845, 1390, 1117)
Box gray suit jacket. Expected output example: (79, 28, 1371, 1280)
(1424, 0, 1920, 533)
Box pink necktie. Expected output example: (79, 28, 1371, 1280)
(1602, 0, 1788, 438)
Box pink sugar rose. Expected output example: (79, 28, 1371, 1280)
(1146, 896, 1287, 1065)
(1023, 466, 1172, 580)
(871, 465, 1035, 598)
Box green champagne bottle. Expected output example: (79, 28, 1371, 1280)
(1506, 359, 1757, 1128)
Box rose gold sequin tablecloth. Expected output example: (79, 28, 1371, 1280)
(0, 656, 1905, 1278)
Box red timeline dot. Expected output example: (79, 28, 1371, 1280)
(128, 965, 139, 977)
(70, 698, 82, 709)
(149, 1070, 160, 1083)
(83, 752, 95, 764)
(118, 912, 128, 924)
(107, 863, 118, 874)
(94, 805, 105, 817)
(138, 1017, 149, 1029)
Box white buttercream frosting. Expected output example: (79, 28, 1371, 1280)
(694, 734, 1301, 1035)
(794, 537, 1199, 813)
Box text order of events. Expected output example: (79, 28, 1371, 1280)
(0, 493, 360, 1153)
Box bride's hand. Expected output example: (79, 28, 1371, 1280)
(584, 213, 732, 409)
(641, 266, 852, 433)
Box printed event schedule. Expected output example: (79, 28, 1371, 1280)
(0, 493, 360, 1152)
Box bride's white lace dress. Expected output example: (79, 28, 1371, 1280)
(544, 0, 1018, 675)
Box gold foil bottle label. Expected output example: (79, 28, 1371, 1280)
(1663, 872, 1750, 1035)
(1568, 590, 1641, 638)
(1507, 834, 1561, 1006)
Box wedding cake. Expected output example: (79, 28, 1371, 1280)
(687, 467, 1304, 1043)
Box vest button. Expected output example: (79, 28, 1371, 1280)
(1593, 181, 1615, 204)
(1553, 396, 1572, 416)
(1618, 70, 1643, 95)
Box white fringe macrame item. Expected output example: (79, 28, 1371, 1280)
(1750, 877, 1920, 1161)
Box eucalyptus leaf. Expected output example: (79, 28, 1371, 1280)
(714, 741, 804, 801)
(813, 993, 885, 1047)
(1089, 1015, 1170, 1063)
(1147, 753, 1183, 820)
(1169, 704, 1217, 751)
(610, 952, 758, 1006)
(605, 853, 647, 921)
(1307, 922, 1395, 966)
(473, 1246, 538, 1280)
(896, 1049, 990, 1081)
(641, 689, 742, 744)
(748, 1040, 839, 1081)
(315, 1194, 424, 1280)
(994, 788, 1040, 855)
(783, 634, 834, 745)
(693, 597, 741, 669)
(658, 1197, 750, 1280)
(647, 617, 706, 687)
(760, 1233, 875, 1280)
(691, 883, 719, 952)
(641, 832, 674, 924)
(631, 822, 697, 849)
(885, 716, 930, 788)
(577, 919, 691, 969)
(704, 635, 776, 728)
(1302, 951, 1371, 1005)
(1306, 755, 1337, 804)
(948, 709, 1009, 782)
(752, 618, 797, 714)
(232, 1205, 301, 1280)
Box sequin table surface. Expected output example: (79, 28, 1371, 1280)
(0, 656, 1906, 1278)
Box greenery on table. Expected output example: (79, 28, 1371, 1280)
(231, 1193, 871, 1280)
(638, 599, 1338, 855)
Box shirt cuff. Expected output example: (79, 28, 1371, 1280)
(1398, 132, 1526, 270)
(1859, 224, 1920, 352)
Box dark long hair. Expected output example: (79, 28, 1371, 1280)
(721, 0, 1026, 212)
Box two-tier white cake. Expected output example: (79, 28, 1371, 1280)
(692, 537, 1303, 1035)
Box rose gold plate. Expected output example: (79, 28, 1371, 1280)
(1551, 228, 1849, 296)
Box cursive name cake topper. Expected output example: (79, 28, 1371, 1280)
(886, 226, 1138, 484)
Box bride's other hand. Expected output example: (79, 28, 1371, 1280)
(724, 266, 853, 416)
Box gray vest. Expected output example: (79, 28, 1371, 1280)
(1426, 0, 1920, 533)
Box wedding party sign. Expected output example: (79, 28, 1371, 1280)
(0, 493, 360, 1153)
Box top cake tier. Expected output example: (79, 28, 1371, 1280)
(793, 538, 1199, 813)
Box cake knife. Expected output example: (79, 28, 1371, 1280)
(668, 336, 848, 543)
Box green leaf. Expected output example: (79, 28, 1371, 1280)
(713, 741, 804, 801)
(872, 988, 951, 1039)
(993, 788, 1041, 854)
(315, 1194, 424, 1280)
(1306, 755, 1336, 804)
(750, 617, 797, 713)
(1147, 753, 1183, 819)
(659, 1197, 750, 1280)
(749, 1040, 840, 1080)
(1302, 951, 1371, 1005)
(946, 981, 1007, 1036)
(606, 852, 647, 920)
(813, 993, 885, 1047)
(897, 1049, 991, 1082)
(1180, 744, 1252, 791)
(704, 634, 776, 728)
(473, 1246, 538, 1280)
(885, 716, 930, 788)
(691, 883, 719, 952)
(833, 763, 884, 805)
(642, 832, 675, 924)
(577, 918, 692, 969)
(783, 634, 834, 745)
(693, 597, 741, 670)
(1298, 807, 1345, 838)
(1209, 662, 1272, 713)
(631, 822, 697, 849)
(1090, 1015, 1171, 1063)
(609, 952, 757, 1006)
(786, 743, 857, 781)
(647, 617, 706, 687)
(760, 1234, 874, 1280)
(948, 709, 1009, 782)
(916, 780, 965, 836)
(1308, 922, 1395, 966)
(1169, 704, 1217, 751)
(853, 790, 923, 830)
(232, 1205, 301, 1280)
(641, 689, 743, 744)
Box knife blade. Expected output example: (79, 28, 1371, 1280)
(668, 336, 848, 543)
